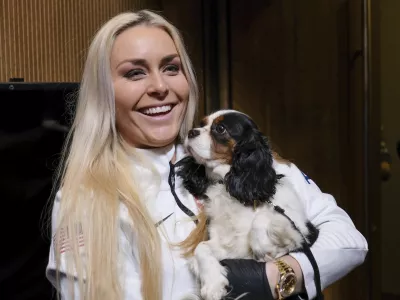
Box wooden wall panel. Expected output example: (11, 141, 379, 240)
(0, 0, 162, 82)
(229, 1, 369, 300)
(160, 0, 205, 120)
(0, 0, 205, 117)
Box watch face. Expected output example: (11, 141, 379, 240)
(280, 273, 297, 297)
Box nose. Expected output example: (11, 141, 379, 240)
(188, 129, 200, 139)
(147, 74, 168, 99)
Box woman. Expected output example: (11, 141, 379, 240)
(46, 10, 368, 300)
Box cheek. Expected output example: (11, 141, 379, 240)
(114, 80, 143, 110)
(211, 138, 234, 163)
(113, 81, 144, 134)
(167, 74, 190, 101)
(189, 133, 213, 157)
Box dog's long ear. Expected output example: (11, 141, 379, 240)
(176, 156, 210, 199)
(225, 129, 280, 204)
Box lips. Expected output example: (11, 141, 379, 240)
(139, 104, 175, 116)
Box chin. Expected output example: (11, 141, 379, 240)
(175, 109, 320, 300)
(143, 123, 180, 146)
(148, 134, 177, 148)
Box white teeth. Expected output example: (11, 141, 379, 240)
(142, 105, 172, 115)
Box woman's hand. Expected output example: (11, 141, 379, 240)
(220, 258, 273, 300)
(220, 255, 304, 300)
(265, 255, 305, 298)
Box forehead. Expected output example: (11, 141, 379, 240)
(208, 109, 239, 121)
(111, 25, 178, 66)
(202, 110, 238, 126)
(208, 110, 249, 126)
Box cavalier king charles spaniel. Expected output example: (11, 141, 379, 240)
(176, 109, 319, 300)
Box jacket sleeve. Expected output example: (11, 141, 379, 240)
(275, 162, 368, 299)
(45, 192, 143, 299)
(45, 192, 81, 299)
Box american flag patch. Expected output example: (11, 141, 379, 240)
(54, 224, 85, 253)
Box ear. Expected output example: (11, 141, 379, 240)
(176, 156, 211, 199)
(225, 130, 280, 204)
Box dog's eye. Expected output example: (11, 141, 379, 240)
(215, 124, 226, 134)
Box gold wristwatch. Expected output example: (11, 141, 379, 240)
(274, 259, 297, 299)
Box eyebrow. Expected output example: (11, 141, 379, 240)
(116, 53, 179, 68)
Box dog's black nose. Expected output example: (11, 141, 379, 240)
(188, 129, 200, 139)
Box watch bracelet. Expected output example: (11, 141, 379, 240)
(275, 259, 294, 275)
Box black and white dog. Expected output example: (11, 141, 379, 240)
(176, 109, 319, 300)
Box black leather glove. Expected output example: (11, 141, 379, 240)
(220, 259, 274, 300)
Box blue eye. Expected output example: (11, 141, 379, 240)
(164, 64, 180, 74)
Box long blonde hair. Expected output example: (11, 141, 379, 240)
(53, 10, 198, 300)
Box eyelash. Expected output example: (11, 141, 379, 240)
(124, 69, 145, 79)
(164, 64, 180, 74)
(123, 64, 180, 80)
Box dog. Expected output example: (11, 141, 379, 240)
(175, 109, 319, 300)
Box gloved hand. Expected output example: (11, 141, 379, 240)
(220, 259, 274, 300)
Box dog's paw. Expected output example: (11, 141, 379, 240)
(263, 251, 287, 262)
(250, 216, 302, 260)
(187, 257, 200, 276)
(201, 279, 228, 300)
(200, 267, 229, 300)
(250, 237, 283, 261)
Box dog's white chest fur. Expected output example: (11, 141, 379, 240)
(203, 178, 309, 261)
(203, 184, 261, 259)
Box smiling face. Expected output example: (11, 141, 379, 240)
(111, 25, 190, 148)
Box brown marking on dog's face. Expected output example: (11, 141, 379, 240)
(199, 116, 209, 127)
(214, 115, 224, 124)
(212, 138, 235, 164)
(210, 115, 235, 163)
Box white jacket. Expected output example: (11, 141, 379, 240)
(46, 144, 368, 299)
